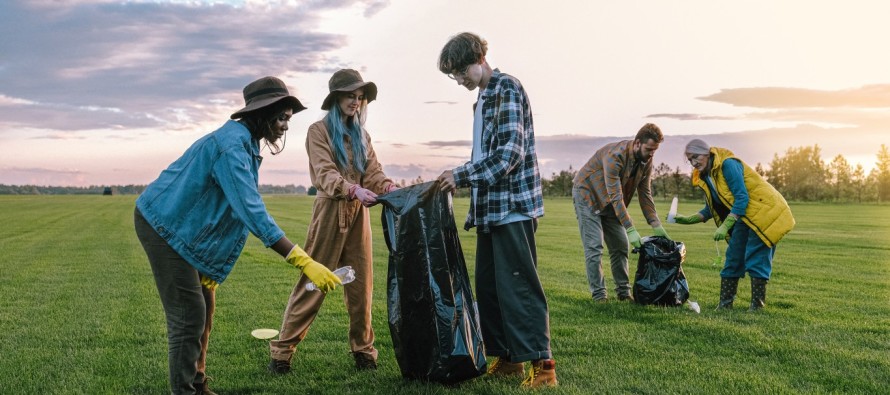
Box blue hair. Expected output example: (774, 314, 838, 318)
(325, 103, 367, 175)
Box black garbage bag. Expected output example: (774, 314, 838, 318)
(632, 236, 690, 306)
(377, 181, 486, 384)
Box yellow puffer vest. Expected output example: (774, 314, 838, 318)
(691, 147, 795, 247)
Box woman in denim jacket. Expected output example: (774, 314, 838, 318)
(135, 76, 341, 395)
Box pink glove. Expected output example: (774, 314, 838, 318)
(349, 185, 378, 207)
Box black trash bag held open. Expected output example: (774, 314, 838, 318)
(377, 181, 486, 384)
(632, 236, 690, 306)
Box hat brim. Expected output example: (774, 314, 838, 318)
(321, 81, 378, 110)
(230, 96, 307, 120)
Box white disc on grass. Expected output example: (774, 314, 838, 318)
(251, 328, 279, 339)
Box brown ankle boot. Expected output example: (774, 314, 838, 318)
(487, 357, 525, 377)
(520, 359, 558, 388)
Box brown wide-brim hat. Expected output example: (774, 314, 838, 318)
(320, 69, 378, 111)
(230, 76, 307, 119)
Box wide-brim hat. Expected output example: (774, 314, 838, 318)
(320, 69, 378, 111)
(230, 76, 307, 119)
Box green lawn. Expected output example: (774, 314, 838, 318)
(0, 195, 888, 394)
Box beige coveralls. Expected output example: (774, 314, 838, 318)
(270, 119, 394, 362)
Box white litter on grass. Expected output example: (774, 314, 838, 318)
(688, 301, 701, 314)
(666, 196, 678, 223)
(251, 328, 279, 339)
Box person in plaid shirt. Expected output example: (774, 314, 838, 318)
(436, 32, 556, 389)
(572, 123, 670, 302)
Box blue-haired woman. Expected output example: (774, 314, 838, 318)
(269, 69, 397, 373)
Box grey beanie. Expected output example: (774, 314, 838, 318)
(685, 139, 711, 155)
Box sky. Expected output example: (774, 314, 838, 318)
(1, 0, 889, 187)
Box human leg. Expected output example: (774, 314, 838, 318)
(600, 209, 631, 299)
(573, 188, 608, 300)
(195, 286, 215, 390)
(269, 199, 345, 367)
(135, 208, 205, 395)
(489, 220, 552, 363)
(742, 226, 776, 310)
(716, 222, 748, 310)
(342, 205, 377, 368)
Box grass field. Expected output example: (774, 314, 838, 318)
(1, 195, 888, 394)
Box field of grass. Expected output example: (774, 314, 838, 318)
(1, 195, 888, 394)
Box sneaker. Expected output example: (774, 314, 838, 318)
(618, 294, 635, 302)
(520, 359, 558, 388)
(193, 376, 218, 395)
(486, 357, 525, 377)
(268, 358, 291, 374)
(353, 352, 377, 370)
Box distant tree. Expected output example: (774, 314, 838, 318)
(295, 185, 307, 194)
(851, 164, 867, 203)
(769, 145, 827, 201)
(875, 144, 890, 202)
(307, 186, 317, 196)
(543, 166, 575, 197)
(754, 162, 766, 178)
(653, 163, 672, 200)
(828, 155, 852, 202)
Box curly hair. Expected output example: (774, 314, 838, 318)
(635, 123, 664, 144)
(239, 100, 293, 155)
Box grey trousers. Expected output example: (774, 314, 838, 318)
(135, 208, 214, 395)
(475, 219, 552, 362)
(573, 187, 631, 300)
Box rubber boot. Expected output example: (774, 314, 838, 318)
(750, 277, 768, 311)
(715, 277, 739, 310)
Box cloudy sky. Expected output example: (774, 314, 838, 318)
(2, 0, 889, 187)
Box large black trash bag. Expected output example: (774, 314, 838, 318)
(377, 181, 486, 384)
(632, 236, 690, 306)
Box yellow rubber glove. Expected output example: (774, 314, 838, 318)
(714, 216, 738, 241)
(652, 225, 670, 240)
(286, 245, 341, 293)
(626, 226, 642, 249)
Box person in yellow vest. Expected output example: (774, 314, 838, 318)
(671, 139, 794, 311)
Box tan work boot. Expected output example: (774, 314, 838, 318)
(487, 357, 525, 377)
(520, 359, 558, 388)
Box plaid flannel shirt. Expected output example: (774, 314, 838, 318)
(572, 140, 659, 229)
(452, 69, 544, 232)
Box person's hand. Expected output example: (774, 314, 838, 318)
(386, 184, 400, 193)
(652, 225, 670, 239)
(626, 226, 642, 249)
(714, 216, 738, 241)
(437, 170, 456, 193)
(673, 213, 702, 225)
(285, 246, 341, 293)
(353, 187, 378, 207)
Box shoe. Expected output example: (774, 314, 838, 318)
(618, 294, 634, 302)
(268, 358, 291, 374)
(486, 357, 525, 377)
(716, 277, 739, 310)
(193, 376, 218, 395)
(592, 293, 608, 303)
(353, 352, 377, 370)
(749, 277, 768, 311)
(520, 359, 558, 388)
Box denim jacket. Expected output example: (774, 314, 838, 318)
(136, 120, 285, 283)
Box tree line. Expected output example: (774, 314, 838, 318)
(541, 144, 890, 203)
(4, 144, 889, 203)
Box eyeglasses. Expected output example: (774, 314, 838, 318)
(686, 153, 707, 166)
(447, 65, 470, 80)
